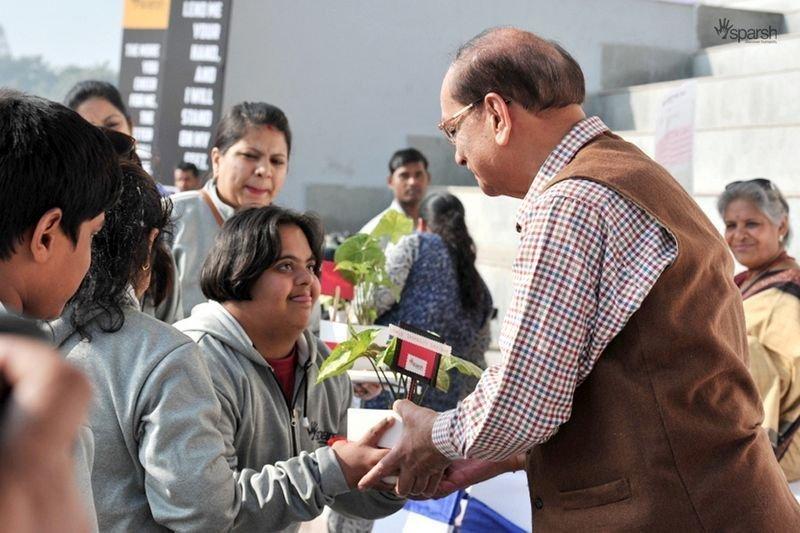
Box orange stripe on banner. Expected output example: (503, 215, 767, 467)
(123, 0, 171, 30)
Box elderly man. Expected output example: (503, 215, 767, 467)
(360, 28, 800, 530)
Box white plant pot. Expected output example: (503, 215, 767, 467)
(347, 407, 403, 449)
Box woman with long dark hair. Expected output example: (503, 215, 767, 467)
(372, 192, 493, 411)
(65, 80, 133, 136)
(66, 82, 184, 323)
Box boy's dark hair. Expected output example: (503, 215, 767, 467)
(177, 162, 200, 176)
(213, 101, 292, 155)
(0, 89, 122, 260)
(71, 159, 172, 336)
(201, 206, 323, 302)
(64, 80, 132, 127)
(388, 148, 428, 173)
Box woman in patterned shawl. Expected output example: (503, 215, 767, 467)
(370, 192, 494, 412)
(719, 178, 800, 481)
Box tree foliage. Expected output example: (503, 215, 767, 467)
(0, 54, 117, 102)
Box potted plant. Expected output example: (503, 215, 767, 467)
(318, 210, 412, 368)
(317, 323, 483, 448)
(317, 211, 483, 448)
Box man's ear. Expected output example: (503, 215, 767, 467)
(30, 208, 64, 263)
(485, 92, 512, 146)
(387, 173, 394, 188)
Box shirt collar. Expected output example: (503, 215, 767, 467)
(515, 116, 609, 231)
(205, 179, 236, 221)
(389, 199, 406, 215)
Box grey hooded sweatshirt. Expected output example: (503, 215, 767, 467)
(170, 180, 233, 317)
(174, 301, 405, 531)
(48, 298, 397, 532)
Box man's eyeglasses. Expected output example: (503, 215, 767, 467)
(725, 178, 776, 191)
(437, 96, 511, 145)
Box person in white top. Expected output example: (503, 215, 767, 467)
(358, 148, 431, 235)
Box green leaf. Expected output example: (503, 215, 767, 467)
(376, 337, 399, 368)
(433, 353, 484, 392)
(441, 354, 484, 378)
(435, 366, 451, 392)
(334, 234, 385, 285)
(370, 210, 413, 244)
(335, 234, 385, 267)
(316, 328, 382, 383)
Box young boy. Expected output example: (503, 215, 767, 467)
(0, 89, 122, 532)
(0, 89, 122, 318)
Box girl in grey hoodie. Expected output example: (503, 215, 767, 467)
(49, 163, 398, 532)
(175, 206, 405, 531)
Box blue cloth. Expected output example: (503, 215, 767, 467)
(375, 233, 492, 411)
(460, 496, 529, 533)
(403, 491, 464, 524)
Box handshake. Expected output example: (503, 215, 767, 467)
(330, 399, 526, 499)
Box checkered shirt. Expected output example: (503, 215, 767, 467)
(431, 116, 678, 460)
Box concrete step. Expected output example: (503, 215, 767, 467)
(700, 0, 800, 12)
(619, 125, 800, 194)
(586, 68, 800, 132)
(693, 32, 800, 77)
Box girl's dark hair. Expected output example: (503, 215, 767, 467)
(71, 160, 172, 336)
(64, 80, 132, 128)
(201, 206, 323, 302)
(420, 193, 485, 310)
(213, 101, 292, 155)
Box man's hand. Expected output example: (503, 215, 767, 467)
(331, 416, 394, 489)
(430, 453, 527, 499)
(0, 333, 93, 533)
(358, 399, 451, 497)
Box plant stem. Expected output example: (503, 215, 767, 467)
(367, 356, 398, 401)
(418, 384, 430, 405)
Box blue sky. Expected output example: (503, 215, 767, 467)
(0, 0, 123, 70)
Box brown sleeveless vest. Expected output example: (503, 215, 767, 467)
(525, 132, 800, 531)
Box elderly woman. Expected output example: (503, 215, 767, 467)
(719, 178, 800, 481)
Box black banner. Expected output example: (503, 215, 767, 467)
(118, 0, 231, 183)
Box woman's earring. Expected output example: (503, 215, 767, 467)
(141, 262, 151, 272)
